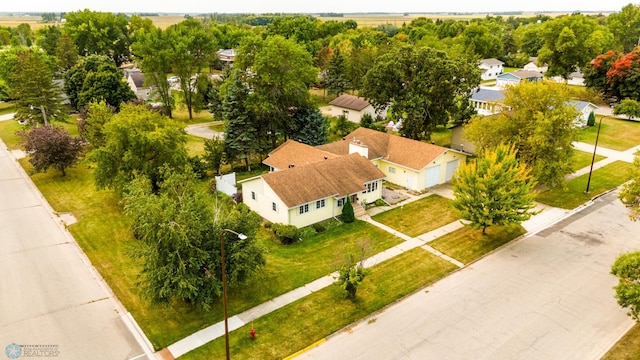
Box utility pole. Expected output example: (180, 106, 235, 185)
(585, 116, 603, 194)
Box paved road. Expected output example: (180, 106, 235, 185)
(184, 122, 223, 140)
(0, 142, 154, 359)
(299, 191, 640, 360)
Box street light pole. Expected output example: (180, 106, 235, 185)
(585, 116, 603, 194)
(219, 228, 247, 360)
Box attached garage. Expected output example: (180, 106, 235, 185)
(425, 165, 441, 188)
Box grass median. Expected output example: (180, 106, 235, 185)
(181, 247, 458, 359)
(372, 194, 458, 237)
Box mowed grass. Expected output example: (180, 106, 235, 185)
(0, 118, 78, 150)
(579, 117, 640, 151)
(601, 323, 640, 360)
(15, 151, 404, 349)
(571, 149, 606, 172)
(0, 101, 16, 115)
(429, 224, 526, 264)
(536, 161, 634, 209)
(186, 134, 206, 156)
(181, 247, 458, 360)
(431, 126, 452, 147)
(372, 195, 458, 237)
(172, 107, 214, 125)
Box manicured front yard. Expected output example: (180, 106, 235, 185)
(429, 224, 525, 264)
(372, 195, 459, 237)
(602, 323, 640, 360)
(579, 117, 640, 151)
(181, 247, 458, 360)
(536, 161, 634, 209)
(571, 149, 606, 172)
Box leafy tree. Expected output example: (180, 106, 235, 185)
(334, 240, 370, 299)
(166, 19, 217, 119)
(63, 10, 131, 66)
(611, 251, 640, 321)
(607, 4, 640, 53)
(222, 72, 260, 171)
(9, 49, 65, 125)
(361, 45, 480, 140)
(203, 138, 225, 175)
(0, 79, 8, 101)
(18, 125, 84, 176)
(291, 107, 328, 146)
(55, 34, 78, 73)
(332, 114, 358, 137)
(325, 48, 349, 96)
(132, 27, 175, 117)
(341, 197, 355, 223)
(64, 55, 135, 111)
(619, 153, 640, 221)
(460, 23, 502, 59)
(360, 113, 385, 132)
(583, 50, 620, 97)
(538, 14, 613, 78)
(513, 23, 545, 57)
(464, 81, 579, 188)
(452, 144, 537, 234)
(78, 101, 114, 147)
(264, 15, 320, 55)
(12, 23, 33, 46)
(91, 104, 188, 194)
(614, 99, 640, 120)
(123, 167, 265, 309)
(604, 48, 640, 101)
(35, 25, 62, 56)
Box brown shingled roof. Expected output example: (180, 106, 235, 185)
(263, 140, 340, 170)
(262, 153, 385, 208)
(329, 94, 371, 111)
(317, 128, 449, 171)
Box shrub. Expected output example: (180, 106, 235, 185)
(298, 226, 318, 239)
(189, 155, 207, 179)
(341, 197, 355, 223)
(587, 111, 596, 127)
(272, 223, 301, 245)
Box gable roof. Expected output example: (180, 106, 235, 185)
(262, 153, 385, 208)
(263, 140, 340, 170)
(480, 58, 504, 66)
(509, 70, 544, 80)
(129, 72, 145, 88)
(471, 88, 505, 102)
(569, 100, 597, 111)
(329, 94, 371, 111)
(317, 127, 450, 171)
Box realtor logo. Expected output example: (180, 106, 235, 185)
(5, 344, 22, 359)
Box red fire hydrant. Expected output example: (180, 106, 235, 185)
(250, 328, 256, 340)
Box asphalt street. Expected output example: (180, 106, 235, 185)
(299, 191, 640, 360)
(0, 142, 153, 359)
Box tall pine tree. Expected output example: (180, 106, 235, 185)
(222, 72, 260, 171)
(325, 48, 349, 96)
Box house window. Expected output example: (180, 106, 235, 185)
(365, 181, 378, 193)
(342, 110, 349, 116)
(299, 204, 309, 215)
(337, 198, 345, 207)
(316, 199, 326, 209)
(389, 166, 396, 173)
(251, 191, 256, 200)
(272, 202, 277, 212)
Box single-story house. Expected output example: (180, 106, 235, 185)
(479, 58, 505, 80)
(217, 49, 236, 67)
(124, 69, 152, 100)
(570, 100, 598, 127)
(329, 94, 386, 123)
(241, 153, 384, 228)
(523, 57, 548, 73)
(550, 70, 586, 86)
(470, 88, 505, 116)
(318, 128, 467, 191)
(496, 70, 544, 89)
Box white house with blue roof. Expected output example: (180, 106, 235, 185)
(469, 88, 506, 116)
(569, 100, 598, 127)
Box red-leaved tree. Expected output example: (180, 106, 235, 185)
(19, 125, 84, 176)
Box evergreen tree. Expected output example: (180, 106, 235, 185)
(341, 197, 355, 223)
(325, 48, 349, 96)
(222, 72, 259, 171)
(452, 144, 537, 234)
(291, 107, 328, 146)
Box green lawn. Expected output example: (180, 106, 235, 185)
(372, 195, 459, 237)
(431, 126, 452, 147)
(209, 122, 224, 132)
(181, 247, 458, 360)
(186, 134, 206, 156)
(571, 149, 606, 172)
(429, 224, 526, 264)
(536, 161, 635, 209)
(172, 107, 215, 125)
(0, 118, 79, 150)
(601, 323, 640, 360)
(579, 117, 640, 151)
(0, 101, 16, 115)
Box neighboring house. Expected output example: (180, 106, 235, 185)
(263, 140, 340, 172)
(241, 153, 384, 228)
(479, 58, 505, 80)
(550, 70, 586, 86)
(569, 100, 598, 127)
(318, 128, 467, 191)
(124, 69, 152, 100)
(469, 88, 505, 116)
(329, 94, 386, 123)
(217, 49, 236, 67)
(523, 57, 548, 73)
(450, 124, 477, 155)
(496, 70, 543, 88)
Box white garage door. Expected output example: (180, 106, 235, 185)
(425, 165, 441, 188)
(445, 159, 460, 181)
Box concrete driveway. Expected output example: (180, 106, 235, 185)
(0, 142, 154, 359)
(185, 121, 223, 139)
(299, 191, 640, 360)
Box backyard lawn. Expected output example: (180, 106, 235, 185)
(429, 224, 525, 264)
(372, 195, 458, 237)
(536, 161, 635, 209)
(181, 247, 458, 360)
(579, 117, 640, 151)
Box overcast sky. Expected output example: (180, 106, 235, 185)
(1, 0, 634, 14)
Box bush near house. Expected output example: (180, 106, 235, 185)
(272, 223, 301, 245)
